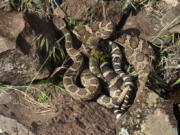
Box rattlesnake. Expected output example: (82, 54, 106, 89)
(71, 20, 139, 118)
(88, 46, 134, 118)
(87, 41, 136, 117)
(53, 14, 157, 119)
(53, 15, 135, 119)
(101, 41, 136, 115)
(53, 16, 100, 101)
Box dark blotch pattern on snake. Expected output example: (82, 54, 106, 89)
(53, 16, 127, 119)
(53, 13, 162, 120)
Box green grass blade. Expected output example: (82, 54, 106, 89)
(55, 85, 66, 93)
(40, 37, 45, 50)
(46, 38, 49, 53)
(171, 78, 180, 87)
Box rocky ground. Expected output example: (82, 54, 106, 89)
(0, 0, 180, 135)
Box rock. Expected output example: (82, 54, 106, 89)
(123, 3, 180, 42)
(116, 88, 178, 135)
(123, 10, 163, 38)
(0, 115, 35, 135)
(161, 4, 180, 34)
(0, 90, 13, 104)
(0, 11, 25, 53)
(60, 0, 123, 25)
(0, 12, 50, 85)
(0, 12, 62, 85)
(0, 49, 49, 85)
(143, 109, 177, 135)
(60, 0, 98, 20)
(19, 13, 57, 57)
(35, 92, 116, 135)
(162, 0, 179, 7)
(0, 86, 116, 135)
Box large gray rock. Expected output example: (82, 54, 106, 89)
(116, 88, 178, 135)
(0, 49, 49, 85)
(0, 115, 35, 135)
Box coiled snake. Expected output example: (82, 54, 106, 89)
(53, 15, 155, 119)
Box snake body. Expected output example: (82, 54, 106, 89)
(53, 16, 123, 108)
(108, 41, 136, 115)
(89, 48, 124, 110)
(114, 34, 155, 91)
(53, 16, 101, 101)
(53, 14, 155, 119)
(87, 40, 136, 119)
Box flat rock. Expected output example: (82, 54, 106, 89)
(0, 49, 49, 85)
(123, 3, 180, 42)
(0, 11, 25, 53)
(60, 0, 123, 25)
(116, 88, 178, 135)
(0, 115, 34, 135)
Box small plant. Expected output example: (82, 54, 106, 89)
(154, 33, 180, 68)
(151, 30, 180, 86)
(11, 0, 44, 13)
(126, 65, 138, 77)
(121, 0, 149, 12)
(91, 49, 108, 61)
(35, 80, 66, 102)
(6, 0, 58, 14)
(0, 0, 10, 9)
(67, 17, 84, 30)
(81, 7, 97, 24)
(32, 34, 65, 63)
(48, 0, 58, 11)
(54, 85, 66, 93)
(171, 78, 180, 87)
(37, 89, 49, 102)
(134, 0, 149, 8)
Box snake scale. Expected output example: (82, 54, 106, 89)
(53, 14, 155, 119)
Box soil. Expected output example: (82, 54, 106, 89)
(0, 84, 116, 135)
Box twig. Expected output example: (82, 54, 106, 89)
(50, 56, 70, 78)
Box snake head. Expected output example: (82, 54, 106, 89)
(53, 16, 66, 30)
